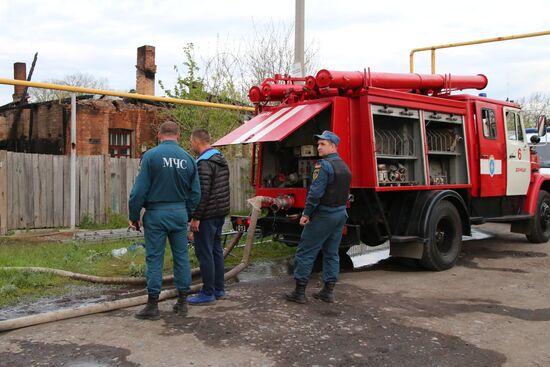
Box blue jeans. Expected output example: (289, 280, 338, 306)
(194, 216, 225, 296)
(294, 207, 347, 283)
(143, 207, 191, 298)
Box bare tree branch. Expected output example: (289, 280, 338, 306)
(518, 92, 550, 127)
(29, 72, 109, 102)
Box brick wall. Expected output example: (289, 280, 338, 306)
(70, 99, 161, 157)
(0, 98, 166, 157)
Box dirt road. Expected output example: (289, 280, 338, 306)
(1, 223, 549, 366)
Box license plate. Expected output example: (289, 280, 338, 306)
(236, 224, 248, 233)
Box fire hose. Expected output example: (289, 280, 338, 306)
(0, 196, 266, 332)
(0, 232, 244, 285)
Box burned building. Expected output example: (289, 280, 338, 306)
(0, 45, 168, 157)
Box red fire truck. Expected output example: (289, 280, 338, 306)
(214, 69, 550, 271)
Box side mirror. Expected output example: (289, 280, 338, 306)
(531, 135, 541, 144)
(537, 115, 547, 137)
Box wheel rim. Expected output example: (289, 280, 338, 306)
(540, 201, 550, 232)
(435, 216, 455, 254)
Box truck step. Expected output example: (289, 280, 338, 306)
(470, 217, 485, 225)
(485, 215, 532, 223)
(390, 236, 422, 244)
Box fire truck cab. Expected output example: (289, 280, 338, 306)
(215, 70, 550, 271)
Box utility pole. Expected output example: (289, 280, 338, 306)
(293, 0, 305, 77)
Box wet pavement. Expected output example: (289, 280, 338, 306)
(1, 223, 550, 366)
(0, 284, 147, 322)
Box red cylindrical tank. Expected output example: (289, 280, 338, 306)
(248, 86, 264, 102)
(262, 83, 305, 99)
(305, 75, 317, 89)
(316, 70, 364, 89)
(316, 69, 488, 91)
(318, 87, 339, 97)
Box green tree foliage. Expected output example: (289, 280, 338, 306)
(159, 43, 248, 151)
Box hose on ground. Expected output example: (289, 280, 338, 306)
(0, 196, 267, 332)
(0, 231, 243, 285)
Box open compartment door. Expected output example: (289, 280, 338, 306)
(213, 101, 331, 146)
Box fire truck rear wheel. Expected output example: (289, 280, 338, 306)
(421, 200, 462, 271)
(526, 190, 550, 243)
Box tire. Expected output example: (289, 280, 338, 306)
(420, 200, 462, 271)
(526, 190, 550, 243)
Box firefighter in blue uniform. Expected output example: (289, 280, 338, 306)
(129, 121, 201, 320)
(285, 130, 352, 304)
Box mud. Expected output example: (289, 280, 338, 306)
(457, 242, 547, 274)
(158, 279, 506, 367)
(0, 339, 138, 367)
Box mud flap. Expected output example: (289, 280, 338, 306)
(389, 241, 424, 260)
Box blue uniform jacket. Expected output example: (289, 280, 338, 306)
(129, 140, 201, 222)
(303, 153, 344, 217)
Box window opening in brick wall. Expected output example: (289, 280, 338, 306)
(109, 129, 133, 157)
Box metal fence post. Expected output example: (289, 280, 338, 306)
(70, 93, 77, 229)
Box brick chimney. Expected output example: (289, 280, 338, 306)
(136, 45, 156, 96)
(13, 62, 27, 102)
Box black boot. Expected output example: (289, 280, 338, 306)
(172, 291, 188, 316)
(285, 280, 307, 304)
(313, 282, 335, 303)
(135, 295, 160, 320)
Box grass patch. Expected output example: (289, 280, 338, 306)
(0, 269, 72, 307)
(0, 233, 295, 307)
(223, 237, 295, 267)
(78, 211, 129, 230)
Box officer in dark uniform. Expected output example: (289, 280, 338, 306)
(129, 121, 201, 320)
(285, 130, 352, 304)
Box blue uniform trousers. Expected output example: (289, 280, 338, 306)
(194, 216, 225, 296)
(294, 206, 347, 283)
(143, 206, 191, 298)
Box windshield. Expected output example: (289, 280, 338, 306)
(528, 133, 550, 168)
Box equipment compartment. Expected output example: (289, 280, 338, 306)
(424, 112, 469, 185)
(259, 107, 331, 188)
(371, 105, 425, 186)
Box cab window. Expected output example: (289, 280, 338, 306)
(481, 108, 497, 139)
(506, 111, 523, 141)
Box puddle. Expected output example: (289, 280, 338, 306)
(234, 257, 293, 282)
(0, 284, 144, 321)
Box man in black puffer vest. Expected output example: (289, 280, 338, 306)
(187, 128, 230, 305)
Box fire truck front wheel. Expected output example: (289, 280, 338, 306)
(526, 190, 550, 243)
(421, 200, 462, 271)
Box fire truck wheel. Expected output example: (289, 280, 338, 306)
(421, 200, 462, 271)
(526, 190, 550, 243)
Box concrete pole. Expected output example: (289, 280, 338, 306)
(294, 0, 305, 77)
(70, 93, 76, 229)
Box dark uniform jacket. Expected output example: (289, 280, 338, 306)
(191, 148, 230, 220)
(128, 140, 201, 222)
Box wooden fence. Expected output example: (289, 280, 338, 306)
(0, 151, 251, 234)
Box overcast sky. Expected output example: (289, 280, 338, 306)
(1, 0, 549, 105)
